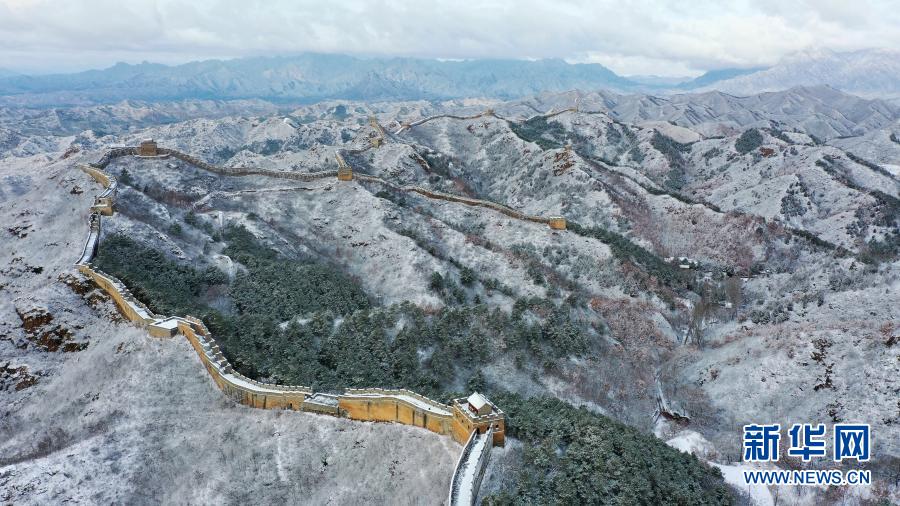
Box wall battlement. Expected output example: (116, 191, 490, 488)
(339, 390, 453, 437)
(450, 397, 506, 447)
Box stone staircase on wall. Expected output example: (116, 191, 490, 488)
(448, 427, 495, 506)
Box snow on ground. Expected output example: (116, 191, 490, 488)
(665, 429, 716, 460)
(453, 431, 490, 505)
(712, 462, 776, 506)
(640, 121, 702, 143)
(0, 153, 459, 505)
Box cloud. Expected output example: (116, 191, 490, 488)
(1, 0, 898, 75)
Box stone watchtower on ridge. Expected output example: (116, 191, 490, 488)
(138, 139, 158, 157)
(450, 392, 505, 446)
(548, 216, 566, 230)
(335, 152, 353, 181)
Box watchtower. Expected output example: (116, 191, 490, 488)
(335, 153, 353, 181)
(548, 216, 566, 230)
(138, 139, 158, 157)
(91, 196, 114, 216)
(450, 392, 505, 446)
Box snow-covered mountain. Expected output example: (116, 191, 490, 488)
(701, 48, 900, 98)
(0, 54, 636, 106)
(3, 49, 900, 107)
(505, 86, 900, 139)
(2, 84, 899, 504)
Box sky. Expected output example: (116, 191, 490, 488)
(1, 0, 898, 76)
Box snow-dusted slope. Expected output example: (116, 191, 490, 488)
(2, 93, 898, 503)
(0, 152, 459, 505)
(702, 48, 900, 98)
(535, 86, 900, 139)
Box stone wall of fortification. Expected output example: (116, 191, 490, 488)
(448, 428, 495, 506)
(77, 264, 157, 325)
(91, 147, 137, 169)
(176, 318, 313, 410)
(80, 165, 113, 187)
(451, 401, 506, 447)
(339, 388, 454, 437)
(160, 148, 339, 181)
(73, 147, 511, 503)
(91, 144, 561, 228)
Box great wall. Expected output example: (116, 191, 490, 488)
(71, 134, 571, 504)
(392, 96, 581, 135)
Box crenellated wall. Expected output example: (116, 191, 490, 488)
(450, 398, 506, 447)
(393, 104, 578, 134)
(161, 148, 339, 181)
(176, 318, 313, 409)
(77, 263, 157, 325)
(339, 388, 454, 437)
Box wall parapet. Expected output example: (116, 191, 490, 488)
(338, 388, 454, 437)
(160, 148, 339, 181)
(90, 147, 137, 169)
(77, 213, 102, 265)
(342, 387, 452, 414)
(394, 103, 577, 134)
(448, 427, 494, 506)
(77, 263, 158, 325)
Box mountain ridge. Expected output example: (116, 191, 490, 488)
(2, 49, 899, 107)
(702, 48, 900, 98)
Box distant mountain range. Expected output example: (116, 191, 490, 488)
(0, 49, 898, 106)
(0, 55, 634, 105)
(698, 48, 900, 98)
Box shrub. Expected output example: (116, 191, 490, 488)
(118, 168, 134, 186)
(509, 116, 566, 150)
(735, 128, 763, 154)
(650, 132, 691, 190)
(459, 266, 476, 286)
(845, 152, 893, 179)
(484, 393, 734, 505)
(93, 234, 226, 316)
(429, 271, 445, 292)
(567, 221, 692, 290)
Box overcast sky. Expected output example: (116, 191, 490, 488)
(1, 0, 898, 76)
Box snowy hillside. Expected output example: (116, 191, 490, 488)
(2, 91, 897, 504)
(701, 48, 900, 98)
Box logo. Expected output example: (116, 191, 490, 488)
(741, 423, 872, 486)
(833, 424, 870, 462)
(743, 424, 780, 462)
(787, 423, 827, 461)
